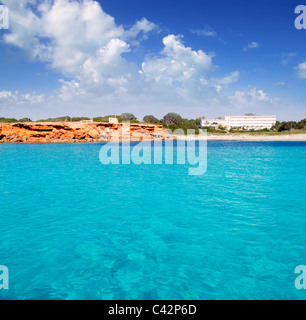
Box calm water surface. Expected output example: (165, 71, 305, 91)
(0, 141, 306, 300)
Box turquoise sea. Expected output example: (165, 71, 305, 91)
(0, 141, 306, 300)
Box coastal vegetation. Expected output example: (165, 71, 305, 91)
(143, 115, 159, 124)
(1, 114, 306, 135)
(142, 113, 202, 134)
(0, 117, 19, 123)
(0, 114, 139, 124)
(92, 115, 139, 123)
(131, 113, 306, 135)
(274, 120, 306, 131)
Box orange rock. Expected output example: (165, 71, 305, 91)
(0, 122, 168, 143)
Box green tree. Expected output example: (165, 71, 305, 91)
(121, 113, 137, 121)
(71, 117, 90, 122)
(143, 115, 159, 124)
(271, 121, 281, 131)
(297, 119, 306, 129)
(39, 116, 71, 122)
(278, 121, 297, 132)
(93, 116, 112, 122)
(0, 117, 18, 123)
(19, 118, 32, 122)
(195, 118, 202, 128)
(166, 118, 200, 134)
(163, 112, 183, 125)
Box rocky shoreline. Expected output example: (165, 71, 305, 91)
(0, 122, 169, 143)
(1, 122, 306, 143)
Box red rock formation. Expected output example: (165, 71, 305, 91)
(0, 122, 170, 143)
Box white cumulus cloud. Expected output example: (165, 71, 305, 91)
(0, 90, 44, 104)
(0, 0, 268, 119)
(142, 35, 213, 88)
(230, 87, 277, 106)
(295, 62, 306, 79)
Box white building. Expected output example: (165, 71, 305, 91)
(201, 115, 277, 130)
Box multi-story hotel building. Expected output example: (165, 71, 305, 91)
(201, 115, 277, 130)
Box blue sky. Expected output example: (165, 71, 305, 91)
(0, 0, 306, 120)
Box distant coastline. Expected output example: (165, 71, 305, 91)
(205, 134, 306, 142)
(1, 122, 306, 143)
(177, 131, 306, 141)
